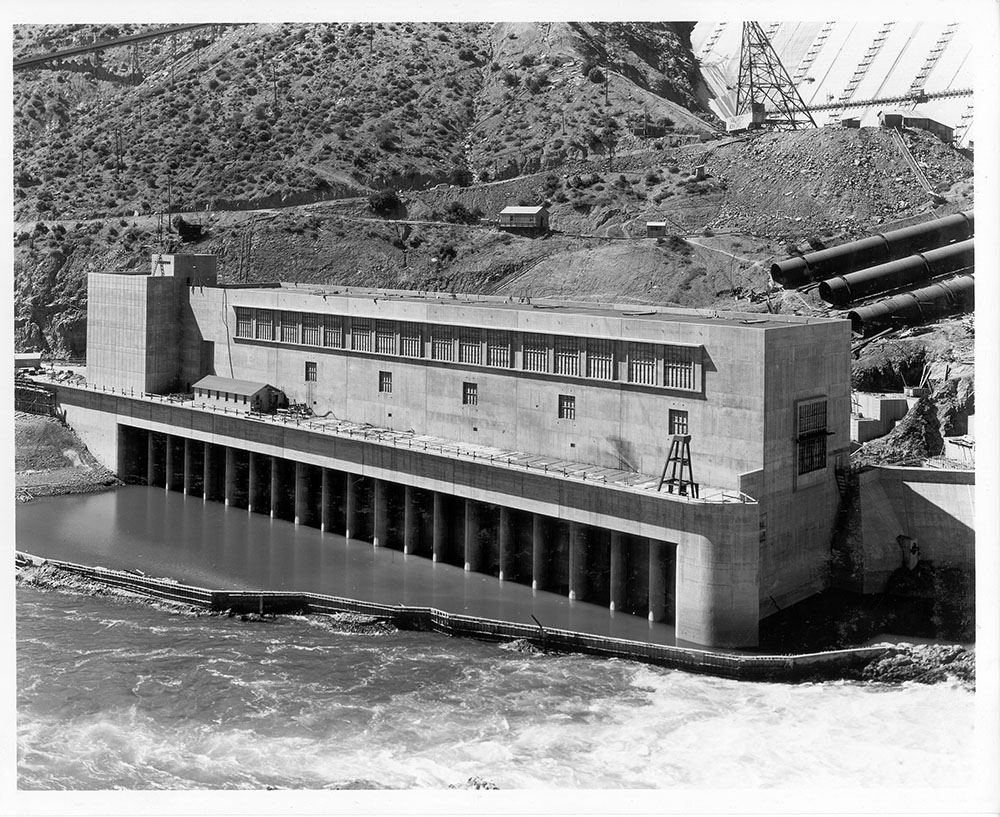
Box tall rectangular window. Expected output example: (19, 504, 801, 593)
(665, 345, 696, 390)
(400, 322, 423, 358)
(280, 311, 299, 344)
(554, 336, 580, 376)
(235, 307, 253, 339)
(379, 371, 393, 393)
(522, 333, 549, 373)
(351, 318, 374, 352)
(558, 394, 576, 420)
(431, 326, 454, 361)
(458, 327, 482, 365)
(305, 361, 317, 382)
(301, 313, 321, 346)
(586, 338, 615, 380)
(628, 343, 657, 385)
(797, 398, 828, 475)
(323, 315, 343, 348)
(255, 309, 274, 341)
(486, 331, 510, 368)
(375, 320, 396, 354)
(462, 381, 478, 406)
(668, 409, 688, 435)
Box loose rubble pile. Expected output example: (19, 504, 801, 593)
(707, 128, 972, 237)
(863, 643, 974, 685)
(853, 397, 943, 467)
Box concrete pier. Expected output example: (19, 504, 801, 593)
(147, 433, 158, 487)
(464, 499, 481, 572)
(269, 456, 280, 518)
(569, 522, 588, 601)
(202, 443, 217, 503)
(532, 514, 547, 591)
(320, 469, 332, 532)
(345, 475, 357, 541)
(294, 462, 306, 525)
(164, 435, 175, 491)
(609, 532, 625, 612)
(224, 447, 236, 506)
(373, 479, 387, 547)
(498, 506, 513, 582)
(648, 539, 667, 623)
(183, 438, 193, 495)
(432, 492, 446, 562)
(403, 486, 416, 555)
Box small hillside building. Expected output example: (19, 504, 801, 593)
(646, 222, 668, 238)
(498, 205, 550, 236)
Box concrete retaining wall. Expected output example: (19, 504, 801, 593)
(859, 465, 975, 592)
(22, 554, 889, 682)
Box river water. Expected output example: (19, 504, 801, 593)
(14, 488, 983, 792)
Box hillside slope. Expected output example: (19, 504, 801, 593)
(13, 22, 974, 358)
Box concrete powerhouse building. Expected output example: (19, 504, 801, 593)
(70, 254, 851, 647)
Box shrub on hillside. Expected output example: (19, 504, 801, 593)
(587, 67, 605, 84)
(368, 189, 401, 216)
(442, 201, 482, 224)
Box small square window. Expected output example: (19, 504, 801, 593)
(558, 394, 576, 420)
(305, 361, 317, 382)
(668, 409, 688, 435)
(379, 371, 393, 394)
(462, 381, 478, 406)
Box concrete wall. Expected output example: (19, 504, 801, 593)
(758, 321, 852, 613)
(87, 274, 181, 394)
(857, 466, 975, 592)
(184, 287, 796, 491)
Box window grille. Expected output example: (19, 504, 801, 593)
(322, 315, 343, 348)
(379, 371, 393, 393)
(301, 313, 321, 346)
(558, 394, 576, 420)
(797, 399, 828, 475)
(458, 327, 482, 365)
(586, 338, 615, 380)
(374, 320, 396, 354)
(668, 409, 688, 435)
(462, 381, 478, 405)
(522, 333, 549, 372)
(431, 326, 454, 361)
(305, 361, 317, 382)
(554, 336, 580, 376)
(486, 331, 510, 368)
(351, 317, 374, 352)
(281, 312, 299, 344)
(664, 345, 695, 390)
(400, 322, 423, 358)
(255, 309, 274, 341)
(235, 307, 253, 339)
(628, 343, 657, 385)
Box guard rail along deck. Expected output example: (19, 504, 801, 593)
(17, 552, 891, 682)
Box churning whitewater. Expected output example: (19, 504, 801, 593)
(17, 584, 974, 790)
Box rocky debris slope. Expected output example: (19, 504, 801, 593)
(853, 397, 943, 467)
(705, 127, 972, 238)
(15, 411, 120, 499)
(863, 643, 974, 685)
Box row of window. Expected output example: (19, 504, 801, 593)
(372, 367, 690, 430)
(234, 307, 699, 391)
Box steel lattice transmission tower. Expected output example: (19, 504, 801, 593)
(730, 22, 817, 131)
